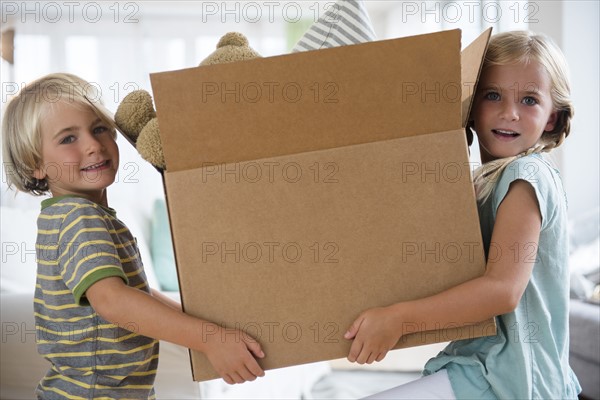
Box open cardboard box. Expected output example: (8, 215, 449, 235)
(149, 28, 495, 381)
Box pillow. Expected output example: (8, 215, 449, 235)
(329, 342, 448, 372)
(200, 362, 331, 399)
(291, 0, 376, 52)
(116, 203, 161, 291)
(0, 206, 39, 293)
(569, 207, 600, 249)
(568, 208, 599, 301)
(150, 199, 179, 292)
(570, 237, 600, 281)
(569, 237, 600, 300)
(0, 203, 161, 294)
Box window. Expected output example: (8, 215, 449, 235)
(66, 36, 98, 83)
(13, 34, 50, 84)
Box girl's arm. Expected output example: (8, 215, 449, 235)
(86, 277, 265, 384)
(345, 180, 542, 364)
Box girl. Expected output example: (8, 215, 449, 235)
(344, 31, 581, 399)
(2, 73, 265, 399)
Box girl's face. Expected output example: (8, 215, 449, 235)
(34, 100, 119, 205)
(471, 61, 558, 163)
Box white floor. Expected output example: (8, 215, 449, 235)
(309, 370, 422, 399)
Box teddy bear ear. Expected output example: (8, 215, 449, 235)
(199, 32, 262, 66)
(137, 118, 166, 171)
(114, 90, 157, 143)
(217, 32, 249, 48)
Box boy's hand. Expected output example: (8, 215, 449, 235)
(344, 305, 403, 364)
(86, 278, 265, 384)
(202, 323, 265, 384)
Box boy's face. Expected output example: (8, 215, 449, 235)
(471, 61, 558, 163)
(34, 100, 119, 205)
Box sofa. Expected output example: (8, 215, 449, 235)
(570, 299, 600, 400)
(0, 197, 337, 399)
(568, 208, 600, 400)
(2, 193, 598, 399)
(2, 189, 458, 399)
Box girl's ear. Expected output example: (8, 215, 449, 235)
(544, 110, 558, 132)
(466, 121, 475, 146)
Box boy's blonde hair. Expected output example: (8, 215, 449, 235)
(2, 73, 116, 195)
(472, 31, 574, 202)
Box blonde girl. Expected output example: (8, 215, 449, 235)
(345, 31, 581, 399)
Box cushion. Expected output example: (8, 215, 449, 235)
(116, 203, 161, 291)
(329, 342, 448, 372)
(291, 0, 376, 52)
(568, 207, 599, 301)
(0, 206, 39, 293)
(569, 207, 600, 249)
(569, 227, 600, 301)
(0, 203, 161, 293)
(150, 199, 179, 291)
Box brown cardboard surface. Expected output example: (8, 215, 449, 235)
(153, 29, 463, 172)
(461, 29, 492, 127)
(150, 29, 495, 381)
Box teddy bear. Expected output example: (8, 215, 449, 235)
(114, 32, 262, 171)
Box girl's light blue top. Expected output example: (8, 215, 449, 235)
(424, 154, 581, 399)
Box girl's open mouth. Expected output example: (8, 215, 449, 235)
(492, 129, 520, 140)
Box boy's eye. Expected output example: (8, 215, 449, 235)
(483, 91, 501, 101)
(59, 135, 75, 145)
(93, 126, 108, 135)
(522, 96, 538, 106)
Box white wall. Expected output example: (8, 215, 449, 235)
(367, 1, 600, 222)
(526, 0, 600, 222)
(1, 1, 598, 223)
(562, 2, 600, 220)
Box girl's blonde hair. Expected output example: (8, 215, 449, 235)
(2, 73, 116, 195)
(472, 31, 574, 202)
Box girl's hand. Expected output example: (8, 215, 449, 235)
(202, 323, 266, 384)
(344, 305, 403, 364)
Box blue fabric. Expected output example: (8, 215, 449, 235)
(423, 154, 581, 399)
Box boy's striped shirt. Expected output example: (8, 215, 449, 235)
(34, 196, 159, 399)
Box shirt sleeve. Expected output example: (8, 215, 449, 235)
(58, 204, 128, 305)
(491, 155, 559, 230)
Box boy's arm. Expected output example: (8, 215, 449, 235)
(86, 277, 265, 384)
(345, 180, 542, 364)
(150, 288, 182, 311)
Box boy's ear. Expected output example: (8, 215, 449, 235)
(544, 110, 558, 132)
(33, 166, 46, 180)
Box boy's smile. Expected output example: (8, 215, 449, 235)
(34, 101, 119, 205)
(471, 61, 558, 163)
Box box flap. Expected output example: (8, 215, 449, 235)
(151, 30, 463, 173)
(461, 28, 492, 127)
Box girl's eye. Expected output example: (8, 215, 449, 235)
(59, 135, 75, 145)
(522, 96, 538, 106)
(484, 91, 501, 101)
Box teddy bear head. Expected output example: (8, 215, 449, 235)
(114, 32, 261, 171)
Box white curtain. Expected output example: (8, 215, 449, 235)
(368, 0, 529, 47)
(2, 1, 529, 114)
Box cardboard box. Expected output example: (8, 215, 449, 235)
(150, 28, 495, 381)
